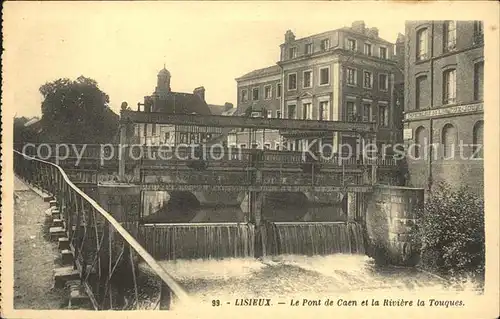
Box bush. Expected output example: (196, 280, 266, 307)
(410, 182, 485, 280)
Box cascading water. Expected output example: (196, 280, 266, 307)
(138, 223, 255, 260)
(262, 222, 365, 256)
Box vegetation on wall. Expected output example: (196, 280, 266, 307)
(410, 182, 485, 281)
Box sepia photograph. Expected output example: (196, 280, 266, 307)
(2, 1, 499, 318)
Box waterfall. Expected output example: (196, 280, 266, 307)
(138, 223, 255, 260)
(262, 222, 365, 256)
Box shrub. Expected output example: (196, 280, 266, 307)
(410, 182, 485, 280)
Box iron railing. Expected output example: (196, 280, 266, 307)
(13, 150, 190, 310)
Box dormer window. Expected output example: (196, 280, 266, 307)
(289, 47, 297, 59)
(364, 43, 372, 56)
(347, 39, 357, 51)
(321, 39, 330, 51)
(305, 43, 313, 54)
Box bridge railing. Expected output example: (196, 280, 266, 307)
(14, 143, 400, 168)
(13, 150, 190, 310)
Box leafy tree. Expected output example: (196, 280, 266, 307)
(39, 76, 119, 143)
(410, 182, 485, 280)
(13, 116, 39, 144)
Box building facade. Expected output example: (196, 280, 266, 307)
(128, 67, 225, 146)
(403, 21, 484, 195)
(233, 21, 404, 154)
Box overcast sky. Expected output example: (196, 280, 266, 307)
(3, 1, 493, 118)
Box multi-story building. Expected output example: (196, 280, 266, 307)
(403, 21, 484, 195)
(233, 21, 404, 154)
(129, 66, 226, 146)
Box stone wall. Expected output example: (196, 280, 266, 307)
(365, 185, 424, 266)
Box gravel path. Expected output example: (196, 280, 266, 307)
(14, 176, 67, 309)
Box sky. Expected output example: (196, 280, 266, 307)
(4, 2, 412, 118)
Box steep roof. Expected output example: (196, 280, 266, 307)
(152, 92, 212, 115)
(236, 65, 281, 81)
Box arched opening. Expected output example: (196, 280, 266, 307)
(473, 121, 484, 159)
(442, 123, 457, 158)
(415, 126, 427, 159)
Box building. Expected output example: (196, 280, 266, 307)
(129, 66, 226, 146)
(403, 21, 484, 195)
(233, 21, 404, 154)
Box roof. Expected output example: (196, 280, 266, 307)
(208, 104, 227, 116)
(236, 65, 281, 81)
(152, 92, 212, 115)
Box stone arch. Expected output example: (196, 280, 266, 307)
(473, 120, 484, 159)
(414, 126, 427, 159)
(441, 123, 457, 158)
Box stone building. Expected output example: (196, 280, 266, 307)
(403, 21, 484, 195)
(233, 21, 404, 154)
(130, 66, 225, 146)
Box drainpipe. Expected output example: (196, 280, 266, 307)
(428, 22, 434, 193)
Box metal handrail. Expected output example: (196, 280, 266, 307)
(14, 149, 190, 308)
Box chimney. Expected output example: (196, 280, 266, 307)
(285, 30, 295, 43)
(224, 102, 234, 111)
(193, 87, 205, 101)
(366, 27, 379, 38)
(351, 21, 366, 34)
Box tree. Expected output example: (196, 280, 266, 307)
(39, 76, 119, 143)
(13, 116, 39, 144)
(410, 182, 485, 281)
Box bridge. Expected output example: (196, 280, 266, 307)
(13, 111, 409, 308)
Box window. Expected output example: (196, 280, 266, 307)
(180, 133, 188, 144)
(363, 71, 373, 89)
(473, 121, 483, 159)
(319, 101, 329, 120)
(415, 126, 427, 159)
(305, 43, 313, 54)
(277, 83, 282, 98)
(289, 47, 297, 59)
(321, 38, 330, 51)
(346, 101, 357, 121)
(241, 89, 248, 102)
(164, 132, 170, 143)
(267, 110, 272, 118)
(347, 39, 356, 51)
(364, 43, 372, 56)
(319, 67, 330, 85)
(347, 68, 357, 85)
(474, 21, 484, 45)
(302, 103, 312, 120)
(264, 85, 272, 99)
(378, 104, 389, 127)
(443, 69, 457, 104)
(379, 47, 387, 59)
(379, 74, 388, 91)
(303, 70, 312, 88)
(362, 103, 371, 122)
(264, 143, 271, 150)
(288, 73, 297, 90)
(474, 61, 484, 101)
(416, 28, 428, 61)
(442, 123, 457, 158)
(252, 87, 259, 101)
(443, 21, 457, 52)
(415, 75, 427, 110)
(287, 104, 296, 119)
(277, 111, 281, 118)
